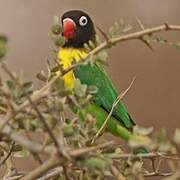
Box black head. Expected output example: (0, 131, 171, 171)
(61, 10, 96, 48)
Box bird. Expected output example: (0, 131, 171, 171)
(58, 10, 137, 141)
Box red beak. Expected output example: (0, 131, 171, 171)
(63, 18, 76, 39)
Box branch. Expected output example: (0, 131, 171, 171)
(0, 141, 15, 166)
(89, 24, 180, 56)
(1, 22, 180, 179)
(164, 171, 180, 180)
(21, 141, 114, 180)
(1, 63, 68, 158)
(0, 123, 53, 154)
(37, 167, 62, 180)
(144, 172, 173, 177)
(108, 152, 180, 160)
(0, 23, 178, 134)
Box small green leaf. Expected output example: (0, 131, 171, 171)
(95, 34, 101, 45)
(95, 50, 108, 63)
(173, 128, 180, 145)
(12, 144, 23, 152)
(51, 24, 62, 35)
(74, 79, 87, 97)
(63, 123, 74, 136)
(23, 82, 33, 91)
(158, 141, 172, 152)
(53, 79, 68, 96)
(133, 126, 154, 136)
(88, 85, 98, 94)
(51, 65, 60, 73)
(132, 161, 143, 174)
(6, 80, 16, 90)
(86, 157, 107, 171)
(36, 70, 47, 82)
(54, 36, 65, 47)
(0, 35, 7, 59)
(13, 148, 30, 158)
(0, 35, 8, 43)
(53, 78, 62, 89)
(173, 42, 180, 49)
(88, 40, 96, 49)
(53, 15, 60, 25)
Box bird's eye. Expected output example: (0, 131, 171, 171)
(79, 16, 88, 26)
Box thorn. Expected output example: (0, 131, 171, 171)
(164, 22, 170, 30)
(140, 37, 154, 52)
(96, 26, 109, 43)
(36, 71, 47, 82)
(136, 17, 145, 30)
(55, 58, 64, 73)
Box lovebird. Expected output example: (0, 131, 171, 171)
(58, 10, 147, 144)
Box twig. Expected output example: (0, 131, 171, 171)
(96, 26, 109, 43)
(108, 152, 180, 160)
(1, 63, 68, 158)
(25, 131, 43, 164)
(3, 24, 175, 122)
(0, 141, 15, 166)
(62, 165, 69, 180)
(71, 141, 114, 157)
(164, 171, 180, 180)
(135, 17, 154, 51)
(0, 23, 178, 133)
(144, 172, 173, 177)
(87, 24, 180, 61)
(21, 155, 62, 180)
(136, 17, 145, 30)
(0, 89, 49, 132)
(21, 141, 114, 180)
(1, 123, 53, 154)
(2, 171, 26, 180)
(111, 165, 126, 180)
(37, 167, 62, 180)
(91, 77, 136, 144)
(1, 22, 180, 180)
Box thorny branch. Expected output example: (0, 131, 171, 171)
(0, 23, 180, 179)
(1, 63, 68, 158)
(21, 141, 115, 180)
(1, 23, 179, 132)
(0, 141, 15, 166)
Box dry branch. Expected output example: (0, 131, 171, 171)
(0, 22, 180, 180)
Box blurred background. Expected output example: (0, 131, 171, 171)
(0, 0, 179, 175)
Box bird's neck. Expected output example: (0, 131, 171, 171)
(57, 47, 88, 90)
(58, 47, 88, 68)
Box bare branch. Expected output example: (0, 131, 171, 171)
(0, 123, 53, 154)
(21, 141, 114, 180)
(1, 23, 178, 126)
(1, 63, 68, 158)
(37, 167, 62, 180)
(109, 152, 180, 160)
(0, 141, 15, 166)
(1, 22, 180, 180)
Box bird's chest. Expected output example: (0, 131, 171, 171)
(58, 48, 88, 89)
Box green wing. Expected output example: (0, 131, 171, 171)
(74, 63, 135, 130)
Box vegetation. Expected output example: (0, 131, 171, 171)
(0, 17, 180, 180)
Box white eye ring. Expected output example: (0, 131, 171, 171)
(79, 16, 88, 26)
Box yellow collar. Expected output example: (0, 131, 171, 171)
(58, 48, 88, 90)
